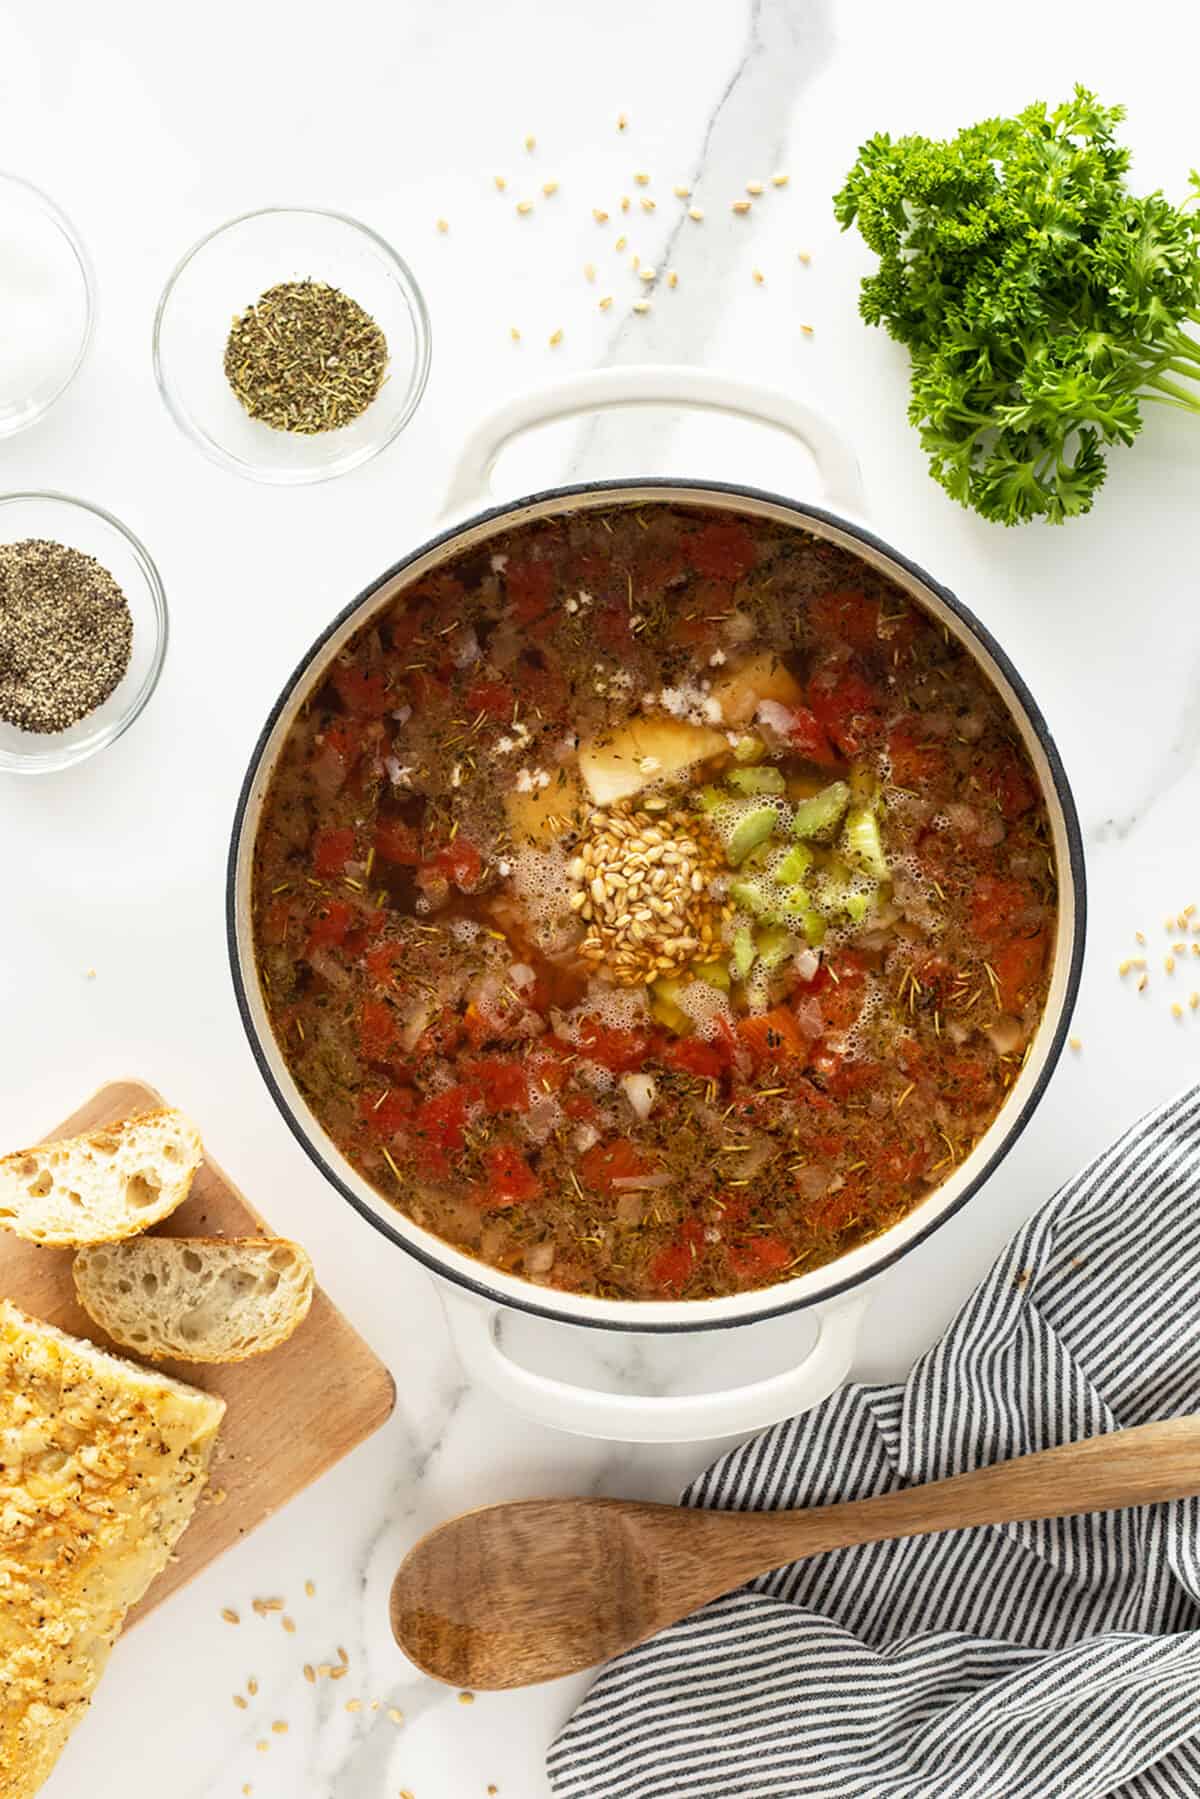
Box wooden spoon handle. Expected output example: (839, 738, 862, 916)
(738, 1415, 1200, 1570)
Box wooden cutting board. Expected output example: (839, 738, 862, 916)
(0, 1079, 396, 1620)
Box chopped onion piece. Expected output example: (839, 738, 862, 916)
(620, 1072, 657, 1119)
(611, 1170, 672, 1191)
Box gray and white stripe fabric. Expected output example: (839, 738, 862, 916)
(548, 1087, 1200, 1798)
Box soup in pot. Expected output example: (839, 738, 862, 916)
(252, 504, 1056, 1299)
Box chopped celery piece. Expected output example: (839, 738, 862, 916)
(649, 977, 693, 1034)
(755, 926, 795, 971)
(694, 959, 731, 991)
(844, 891, 872, 923)
(730, 877, 768, 915)
(733, 926, 756, 979)
(792, 780, 851, 842)
(746, 969, 771, 1015)
(727, 804, 778, 865)
(697, 784, 731, 814)
(773, 843, 813, 885)
(802, 908, 827, 947)
(773, 884, 813, 919)
(733, 734, 766, 764)
(843, 805, 889, 879)
(725, 764, 786, 796)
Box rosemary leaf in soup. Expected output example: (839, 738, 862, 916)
(223, 279, 388, 434)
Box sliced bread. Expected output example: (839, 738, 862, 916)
(0, 1300, 224, 1799)
(74, 1236, 315, 1363)
(0, 1108, 203, 1247)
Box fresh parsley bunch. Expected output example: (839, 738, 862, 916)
(834, 88, 1200, 524)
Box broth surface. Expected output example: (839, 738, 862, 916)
(252, 504, 1056, 1299)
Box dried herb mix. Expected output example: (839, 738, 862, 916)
(224, 280, 388, 434)
(0, 540, 132, 733)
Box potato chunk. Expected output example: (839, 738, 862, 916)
(709, 652, 804, 727)
(578, 717, 728, 807)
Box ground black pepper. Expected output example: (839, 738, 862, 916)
(0, 539, 133, 733)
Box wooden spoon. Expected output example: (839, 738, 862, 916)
(391, 1416, 1200, 1689)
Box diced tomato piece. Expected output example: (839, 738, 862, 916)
(807, 667, 885, 758)
(941, 1054, 992, 1108)
(888, 718, 946, 789)
(983, 749, 1035, 821)
(991, 930, 1047, 1013)
(576, 1020, 652, 1074)
(775, 702, 839, 766)
(358, 1086, 415, 1137)
(970, 876, 1031, 944)
(650, 1217, 706, 1294)
(359, 997, 399, 1062)
(811, 1130, 848, 1159)
(691, 520, 756, 582)
(430, 841, 483, 892)
(331, 663, 391, 717)
(323, 721, 364, 762)
(306, 899, 354, 950)
(261, 898, 292, 947)
(810, 952, 868, 1033)
(738, 1007, 809, 1070)
(411, 1087, 470, 1174)
(810, 589, 889, 653)
(506, 559, 555, 625)
(728, 1235, 792, 1281)
(596, 599, 636, 653)
(311, 826, 355, 876)
(365, 941, 406, 987)
(465, 1058, 531, 1114)
(375, 817, 422, 864)
(465, 679, 513, 720)
(809, 1183, 863, 1233)
(672, 611, 720, 647)
(528, 1039, 574, 1094)
(815, 1052, 880, 1100)
(414, 1007, 467, 1059)
(479, 1144, 540, 1206)
(579, 1138, 651, 1192)
(662, 1034, 734, 1080)
(715, 1192, 751, 1228)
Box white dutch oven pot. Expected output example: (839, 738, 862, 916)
(228, 368, 1085, 1444)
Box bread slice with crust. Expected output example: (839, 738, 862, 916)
(73, 1237, 315, 1363)
(0, 1108, 202, 1247)
(0, 1301, 224, 1799)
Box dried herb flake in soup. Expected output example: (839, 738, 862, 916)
(224, 280, 388, 434)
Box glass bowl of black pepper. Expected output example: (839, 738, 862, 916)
(153, 207, 432, 485)
(0, 493, 167, 775)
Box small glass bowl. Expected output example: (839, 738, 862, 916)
(0, 173, 94, 438)
(0, 493, 167, 775)
(153, 207, 432, 485)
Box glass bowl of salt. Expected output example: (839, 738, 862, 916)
(0, 173, 94, 437)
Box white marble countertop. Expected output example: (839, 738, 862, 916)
(5, 1, 1200, 1794)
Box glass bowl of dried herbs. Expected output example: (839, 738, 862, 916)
(0, 493, 167, 775)
(153, 207, 432, 485)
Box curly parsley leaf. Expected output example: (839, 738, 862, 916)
(835, 88, 1200, 525)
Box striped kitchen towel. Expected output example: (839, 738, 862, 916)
(548, 1086, 1200, 1799)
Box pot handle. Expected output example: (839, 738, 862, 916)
(438, 1285, 869, 1444)
(441, 365, 866, 520)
